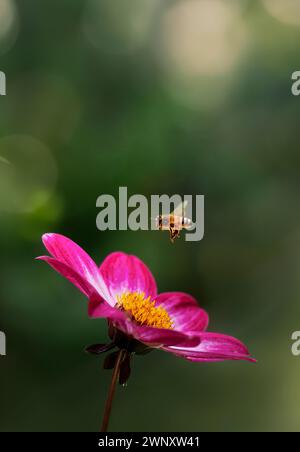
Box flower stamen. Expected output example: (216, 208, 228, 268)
(116, 291, 173, 330)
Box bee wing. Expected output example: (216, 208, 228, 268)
(172, 200, 188, 217)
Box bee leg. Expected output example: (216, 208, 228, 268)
(170, 228, 179, 243)
(173, 230, 180, 241)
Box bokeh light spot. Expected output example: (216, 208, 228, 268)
(82, 0, 161, 54)
(0, 0, 19, 55)
(161, 0, 247, 77)
(262, 0, 300, 27)
(159, 0, 248, 110)
(0, 135, 57, 214)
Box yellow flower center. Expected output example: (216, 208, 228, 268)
(116, 291, 173, 330)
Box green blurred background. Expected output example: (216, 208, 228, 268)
(0, 0, 300, 432)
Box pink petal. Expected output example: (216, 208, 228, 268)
(88, 293, 141, 339)
(88, 294, 200, 347)
(37, 256, 100, 299)
(42, 233, 113, 304)
(88, 293, 129, 323)
(132, 325, 201, 348)
(155, 292, 209, 333)
(165, 332, 256, 363)
(99, 252, 157, 302)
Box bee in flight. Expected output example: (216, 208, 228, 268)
(155, 201, 194, 243)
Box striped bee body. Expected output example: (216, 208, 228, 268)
(156, 214, 193, 243)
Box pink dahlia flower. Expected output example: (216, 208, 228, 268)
(37, 233, 255, 364)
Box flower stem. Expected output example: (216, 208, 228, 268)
(100, 349, 126, 432)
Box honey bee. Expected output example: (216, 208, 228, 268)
(155, 201, 194, 243)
